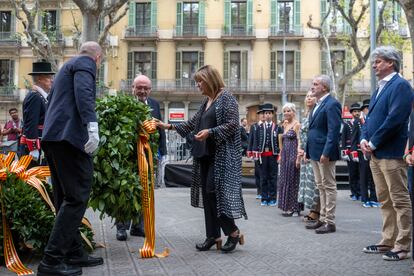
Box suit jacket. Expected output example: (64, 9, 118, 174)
(361, 74, 414, 159)
(42, 55, 97, 152)
(22, 89, 47, 140)
(253, 122, 282, 155)
(306, 94, 341, 161)
(147, 97, 167, 156)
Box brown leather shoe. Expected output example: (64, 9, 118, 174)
(315, 222, 336, 234)
(305, 220, 323, 229)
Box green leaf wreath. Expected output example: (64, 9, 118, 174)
(89, 95, 159, 225)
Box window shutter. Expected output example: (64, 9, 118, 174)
(199, 1, 205, 36)
(294, 0, 301, 34)
(270, 0, 278, 35)
(344, 0, 351, 34)
(270, 51, 276, 88)
(395, 1, 402, 24)
(294, 51, 301, 90)
(223, 51, 229, 82)
(198, 51, 204, 68)
(127, 52, 134, 80)
(11, 13, 15, 34)
(346, 50, 352, 85)
(175, 51, 182, 86)
(224, 0, 231, 34)
(128, 1, 136, 28)
(151, 0, 157, 34)
(320, 49, 328, 75)
(176, 2, 183, 36)
(56, 9, 61, 31)
(151, 51, 157, 80)
(246, 0, 253, 35)
(9, 60, 14, 86)
(241, 51, 248, 88)
(320, 0, 328, 33)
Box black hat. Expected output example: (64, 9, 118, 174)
(361, 99, 370, 109)
(349, 103, 361, 112)
(256, 104, 265, 114)
(261, 103, 275, 113)
(28, 60, 55, 75)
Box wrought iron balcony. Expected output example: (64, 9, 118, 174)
(124, 25, 158, 40)
(0, 85, 19, 101)
(0, 32, 20, 46)
(222, 24, 255, 38)
(174, 24, 206, 38)
(269, 25, 303, 38)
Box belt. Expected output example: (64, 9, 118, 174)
(261, 151, 274, 157)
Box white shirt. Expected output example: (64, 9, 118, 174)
(312, 93, 329, 116)
(376, 72, 397, 99)
(33, 85, 48, 103)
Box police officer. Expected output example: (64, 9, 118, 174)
(21, 60, 55, 164)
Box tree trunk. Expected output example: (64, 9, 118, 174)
(397, 0, 414, 82)
(81, 13, 100, 42)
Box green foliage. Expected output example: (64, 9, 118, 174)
(90, 95, 159, 225)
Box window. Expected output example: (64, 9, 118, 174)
(230, 52, 241, 83)
(0, 11, 12, 39)
(134, 52, 152, 77)
(181, 52, 198, 86)
(42, 10, 58, 33)
(278, 0, 293, 33)
(183, 3, 199, 35)
(331, 50, 345, 79)
(0, 60, 14, 87)
(231, 1, 247, 34)
(136, 3, 151, 34)
(277, 51, 294, 87)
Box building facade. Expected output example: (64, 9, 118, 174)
(0, 0, 412, 126)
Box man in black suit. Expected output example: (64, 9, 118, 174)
(21, 60, 55, 165)
(37, 42, 104, 276)
(116, 74, 167, 241)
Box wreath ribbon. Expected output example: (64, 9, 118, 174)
(138, 120, 169, 258)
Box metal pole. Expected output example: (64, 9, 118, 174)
(370, 0, 377, 95)
(282, 37, 287, 106)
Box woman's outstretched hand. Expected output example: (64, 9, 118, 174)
(194, 129, 210, 141)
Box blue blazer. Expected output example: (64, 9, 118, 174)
(42, 55, 97, 152)
(361, 74, 414, 159)
(147, 97, 167, 156)
(306, 94, 342, 161)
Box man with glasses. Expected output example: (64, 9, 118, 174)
(116, 74, 166, 241)
(21, 60, 55, 165)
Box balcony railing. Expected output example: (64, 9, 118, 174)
(0, 32, 19, 46)
(269, 25, 303, 37)
(174, 24, 206, 37)
(124, 25, 158, 38)
(42, 28, 64, 45)
(0, 85, 19, 101)
(222, 24, 255, 37)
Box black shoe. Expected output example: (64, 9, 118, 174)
(221, 231, 244, 253)
(315, 222, 336, 234)
(37, 260, 82, 276)
(65, 255, 104, 267)
(116, 229, 127, 241)
(130, 228, 145, 237)
(305, 220, 323, 229)
(195, 237, 222, 251)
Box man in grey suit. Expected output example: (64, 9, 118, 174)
(305, 75, 342, 234)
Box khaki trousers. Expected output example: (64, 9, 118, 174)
(370, 156, 412, 251)
(311, 160, 337, 224)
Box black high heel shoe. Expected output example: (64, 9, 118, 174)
(282, 210, 301, 217)
(195, 237, 222, 251)
(221, 230, 244, 253)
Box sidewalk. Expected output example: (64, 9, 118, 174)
(1, 189, 411, 275)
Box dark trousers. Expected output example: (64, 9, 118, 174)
(200, 158, 237, 238)
(42, 141, 93, 263)
(116, 214, 144, 232)
(347, 160, 360, 197)
(260, 155, 278, 202)
(254, 160, 261, 195)
(359, 153, 377, 203)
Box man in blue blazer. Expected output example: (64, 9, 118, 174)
(37, 42, 104, 276)
(305, 75, 341, 234)
(361, 46, 413, 261)
(116, 74, 167, 241)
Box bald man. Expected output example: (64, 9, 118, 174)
(116, 74, 167, 241)
(38, 41, 104, 276)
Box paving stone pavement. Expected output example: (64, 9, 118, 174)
(1, 188, 411, 276)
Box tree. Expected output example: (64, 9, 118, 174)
(396, 0, 414, 81)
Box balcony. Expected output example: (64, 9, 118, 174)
(124, 25, 158, 41)
(268, 25, 303, 40)
(221, 24, 255, 41)
(43, 29, 64, 46)
(173, 24, 207, 41)
(0, 85, 19, 102)
(0, 32, 20, 47)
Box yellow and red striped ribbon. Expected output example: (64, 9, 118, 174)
(138, 120, 169, 258)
